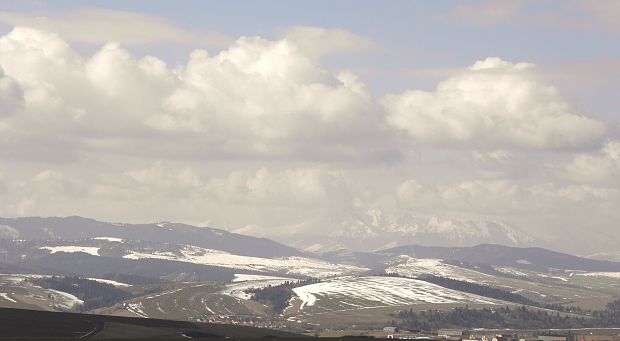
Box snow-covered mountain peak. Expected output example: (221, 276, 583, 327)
(290, 211, 537, 251)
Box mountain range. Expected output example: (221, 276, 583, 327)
(281, 213, 539, 253)
(0, 216, 300, 258)
(0, 216, 617, 276)
(0, 216, 619, 330)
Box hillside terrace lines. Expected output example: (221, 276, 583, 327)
(291, 276, 498, 312)
(111, 282, 268, 320)
(200, 297, 216, 314)
(0, 293, 17, 303)
(115, 283, 239, 316)
(123, 244, 367, 278)
(124, 302, 148, 318)
(142, 283, 211, 300)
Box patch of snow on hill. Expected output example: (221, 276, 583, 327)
(0, 293, 17, 303)
(495, 267, 528, 277)
(224, 274, 294, 300)
(93, 237, 123, 243)
(292, 276, 497, 310)
(232, 274, 293, 282)
(385, 255, 492, 281)
(40, 246, 100, 256)
(124, 245, 367, 278)
(124, 302, 148, 318)
(577, 272, 620, 279)
(86, 278, 131, 287)
(48, 289, 84, 309)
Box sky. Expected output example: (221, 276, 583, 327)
(0, 0, 618, 253)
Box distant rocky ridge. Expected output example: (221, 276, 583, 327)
(282, 213, 538, 253)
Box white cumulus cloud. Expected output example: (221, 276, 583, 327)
(561, 140, 620, 185)
(381, 57, 604, 149)
(203, 167, 353, 208)
(394, 177, 620, 239)
(0, 26, 392, 162)
(0, 23, 617, 254)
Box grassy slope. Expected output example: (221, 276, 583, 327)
(0, 307, 306, 340)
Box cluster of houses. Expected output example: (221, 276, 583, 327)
(189, 314, 288, 330)
(379, 328, 620, 341)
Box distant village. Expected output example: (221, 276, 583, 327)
(189, 313, 620, 341)
(375, 328, 620, 341)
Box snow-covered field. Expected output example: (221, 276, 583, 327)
(0, 274, 82, 311)
(577, 272, 620, 279)
(123, 302, 148, 318)
(292, 276, 498, 310)
(40, 246, 100, 256)
(93, 237, 124, 243)
(47, 289, 84, 309)
(0, 293, 17, 303)
(495, 267, 529, 277)
(224, 274, 294, 300)
(124, 245, 367, 278)
(232, 274, 292, 282)
(86, 277, 131, 287)
(385, 255, 492, 282)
